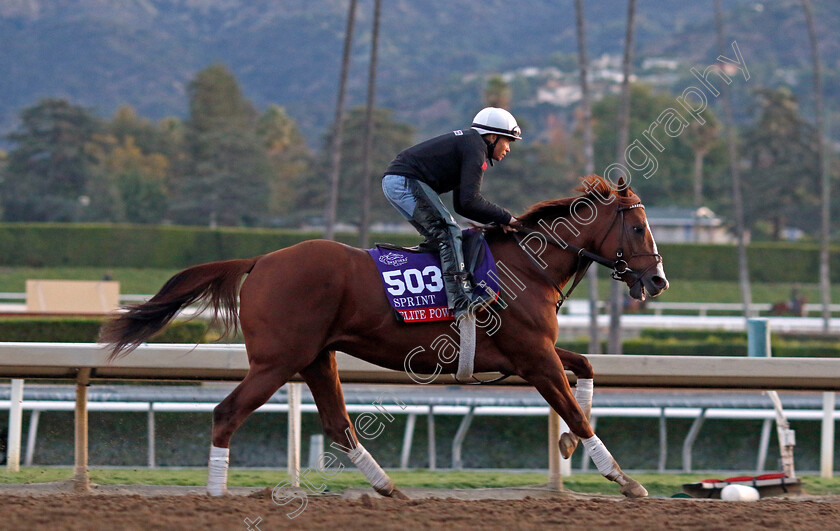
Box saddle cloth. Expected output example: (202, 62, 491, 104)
(367, 229, 500, 323)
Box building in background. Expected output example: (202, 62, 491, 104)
(646, 206, 740, 244)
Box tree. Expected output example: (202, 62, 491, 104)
(324, 0, 358, 240)
(590, 84, 719, 206)
(742, 88, 819, 239)
(96, 136, 169, 224)
(610, 0, 637, 355)
(484, 75, 512, 110)
(575, 0, 600, 353)
(91, 105, 179, 224)
(1, 99, 102, 222)
(303, 107, 413, 229)
(257, 104, 312, 223)
(714, 0, 753, 318)
(680, 113, 721, 209)
(170, 64, 272, 227)
(801, 0, 831, 332)
(359, 0, 383, 248)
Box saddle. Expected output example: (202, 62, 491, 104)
(367, 228, 498, 324)
(375, 227, 488, 284)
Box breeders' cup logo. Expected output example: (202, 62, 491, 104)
(378, 252, 408, 267)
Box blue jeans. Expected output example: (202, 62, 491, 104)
(382, 174, 417, 219)
(381, 175, 469, 312)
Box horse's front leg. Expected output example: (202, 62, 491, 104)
(520, 351, 647, 498)
(555, 346, 594, 459)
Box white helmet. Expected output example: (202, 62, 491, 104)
(471, 107, 522, 140)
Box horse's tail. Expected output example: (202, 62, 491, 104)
(100, 256, 260, 362)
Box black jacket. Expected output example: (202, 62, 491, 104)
(384, 129, 512, 225)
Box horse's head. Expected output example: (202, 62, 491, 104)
(511, 175, 668, 301)
(589, 176, 669, 300)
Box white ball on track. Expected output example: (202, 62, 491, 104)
(720, 484, 760, 501)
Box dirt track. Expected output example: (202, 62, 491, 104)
(1, 484, 838, 530)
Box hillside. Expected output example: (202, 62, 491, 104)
(0, 0, 837, 144)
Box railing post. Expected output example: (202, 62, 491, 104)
(147, 405, 155, 468)
(547, 411, 562, 490)
(451, 406, 474, 470)
(6, 379, 23, 472)
(287, 382, 301, 486)
(682, 408, 706, 473)
(74, 369, 91, 492)
(750, 318, 797, 478)
(821, 392, 835, 479)
(427, 405, 436, 470)
(25, 410, 40, 466)
(747, 318, 770, 358)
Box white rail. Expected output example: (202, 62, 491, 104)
(1, 342, 838, 489)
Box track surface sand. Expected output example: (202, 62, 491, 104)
(0, 482, 838, 530)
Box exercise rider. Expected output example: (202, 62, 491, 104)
(382, 107, 522, 319)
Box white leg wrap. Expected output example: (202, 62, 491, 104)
(581, 435, 624, 484)
(348, 444, 393, 494)
(207, 445, 230, 496)
(575, 378, 594, 416)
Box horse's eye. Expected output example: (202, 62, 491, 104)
(633, 225, 645, 235)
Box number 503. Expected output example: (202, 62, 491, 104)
(382, 266, 444, 296)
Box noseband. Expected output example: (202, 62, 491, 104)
(513, 202, 663, 312)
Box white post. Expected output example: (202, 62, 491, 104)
(287, 383, 301, 486)
(427, 406, 436, 471)
(24, 410, 40, 466)
(559, 417, 572, 477)
(6, 379, 23, 472)
(308, 434, 324, 470)
(821, 392, 835, 479)
(400, 413, 416, 470)
(74, 369, 91, 492)
(547, 410, 562, 490)
(147, 406, 156, 468)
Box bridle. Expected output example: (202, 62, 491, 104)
(512, 202, 663, 313)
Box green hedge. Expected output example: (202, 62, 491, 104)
(639, 329, 746, 342)
(0, 223, 422, 268)
(0, 317, 208, 343)
(658, 242, 840, 282)
(558, 335, 840, 358)
(1, 223, 839, 281)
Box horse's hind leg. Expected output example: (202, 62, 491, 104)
(521, 351, 647, 498)
(556, 347, 594, 459)
(208, 361, 298, 496)
(300, 350, 409, 500)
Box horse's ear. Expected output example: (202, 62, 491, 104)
(616, 176, 628, 196)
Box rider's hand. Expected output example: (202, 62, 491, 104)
(502, 216, 521, 233)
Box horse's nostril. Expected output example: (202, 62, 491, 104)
(652, 276, 668, 290)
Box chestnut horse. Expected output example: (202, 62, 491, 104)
(100, 175, 668, 499)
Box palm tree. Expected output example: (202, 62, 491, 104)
(682, 116, 720, 210)
(359, 0, 382, 248)
(714, 0, 753, 319)
(574, 0, 600, 354)
(324, 0, 358, 241)
(608, 0, 636, 355)
(801, 0, 831, 332)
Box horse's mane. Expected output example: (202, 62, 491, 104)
(487, 175, 640, 236)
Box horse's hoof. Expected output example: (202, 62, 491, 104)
(620, 479, 648, 498)
(374, 483, 409, 500)
(558, 433, 578, 459)
(389, 488, 410, 500)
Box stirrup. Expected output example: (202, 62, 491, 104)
(454, 289, 496, 318)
